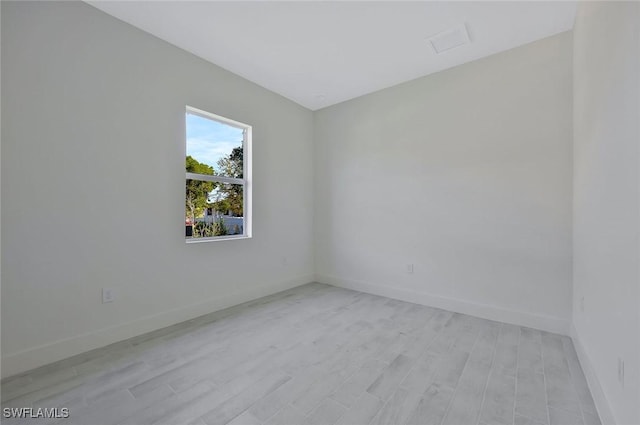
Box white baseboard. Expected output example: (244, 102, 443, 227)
(570, 324, 616, 425)
(1, 274, 314, 379)
(316, 273, 570, 335)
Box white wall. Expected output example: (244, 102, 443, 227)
(314, 32, 573, 334)
(572, 3, 640, 424)
(0, 0, 3, 376)
(1, 1, 314, 377)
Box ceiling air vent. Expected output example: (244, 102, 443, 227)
(427, 24, 471, 54)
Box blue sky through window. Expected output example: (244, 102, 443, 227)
(186, 113, 243, 173)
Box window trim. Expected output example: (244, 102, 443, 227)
(185, 106, 252, 243)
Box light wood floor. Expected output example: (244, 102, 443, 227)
(1, 283, 600, 425)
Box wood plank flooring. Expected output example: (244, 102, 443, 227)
(1, 283, 601, 425)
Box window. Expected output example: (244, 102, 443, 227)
(185, 106, 251, 241)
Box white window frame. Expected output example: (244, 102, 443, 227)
(185, 106, 252, 243)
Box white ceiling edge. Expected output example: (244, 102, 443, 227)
(85, 1, 577, 111)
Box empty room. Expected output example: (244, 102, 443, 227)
(1, 1, 638, 425)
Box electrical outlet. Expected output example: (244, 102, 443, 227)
(580, 296, 585, 313)
(618, 358, 625, 388)
(406, 264, 414, 274)
(102, 288, 114, 304)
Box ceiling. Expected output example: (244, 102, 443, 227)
(87, 1, 577, 111)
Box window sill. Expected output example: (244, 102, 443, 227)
(186, 235, 251, 244)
